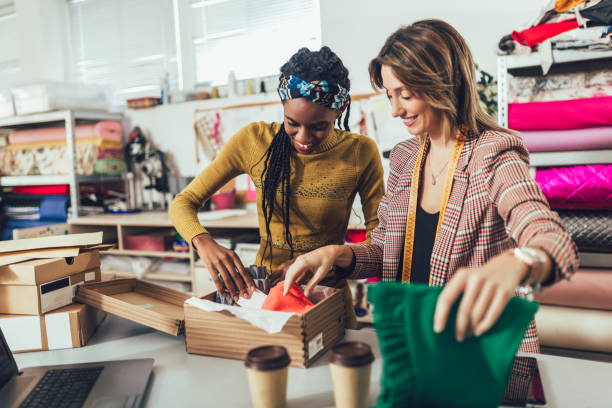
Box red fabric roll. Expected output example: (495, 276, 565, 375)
(509, 97, 612, 130)
(535, 165, 612, 209)
(511, 19, 579, 48)
(535, 269, 612, 310)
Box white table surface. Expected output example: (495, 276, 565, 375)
(13, 315, 612, 408)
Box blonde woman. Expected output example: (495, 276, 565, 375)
(283, 20, 578, 352)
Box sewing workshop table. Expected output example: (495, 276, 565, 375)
(13, 315, 612, 407)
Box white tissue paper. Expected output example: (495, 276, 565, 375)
(236, 290, 268, 309)
(185, 297, 294, 334)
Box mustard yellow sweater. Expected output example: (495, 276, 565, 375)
(169, 121, 385, 271)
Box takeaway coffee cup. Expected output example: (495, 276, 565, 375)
(244, 345, 291, 408)
(328, 341, 375, 408)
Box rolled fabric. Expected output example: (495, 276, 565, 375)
(509, 97, 612, 130)
(511, 19, 579, 48)
(510, 84, 612, 104)
(520, 127, 612, 152)
(535, 268, 612, 310)
(8, 121, 122, 145)
(508, 68, 612, 102)
(535, 165, 612, 209)
(557, 210, 612, 252)
(536, 305, 612, 353)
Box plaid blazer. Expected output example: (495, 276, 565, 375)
(350, 130, 579, 352)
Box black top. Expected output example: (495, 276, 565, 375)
(397, 205, 440, 283)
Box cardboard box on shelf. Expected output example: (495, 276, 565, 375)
(0, 303, 106, 353)
(184, 288, 346, 368)
(76, 279, 191, 336)
(0, 267, 101, 315)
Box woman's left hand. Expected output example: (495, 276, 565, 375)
(433, 251, 529, 342)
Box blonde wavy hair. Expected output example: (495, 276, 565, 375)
(369, 19, 509, 137)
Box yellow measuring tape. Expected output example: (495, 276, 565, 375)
(401, 127, 467, 284)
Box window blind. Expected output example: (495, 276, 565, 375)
(68, 0, 178, 107)
(190, 0, 321, 84)
(0, 4, 20, 88)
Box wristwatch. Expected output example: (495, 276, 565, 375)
(513, 247, 547, 300)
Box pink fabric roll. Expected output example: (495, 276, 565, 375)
(535, 268, 612, 310)
(509, 97, 612, 130)
(535, 165, 612, 209)
(8, 121, 122, 145)
(520, 127, 612, 152)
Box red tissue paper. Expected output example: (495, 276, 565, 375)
(261, 281, 314, 314)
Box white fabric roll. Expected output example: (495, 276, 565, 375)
(536, 305, 612, 353)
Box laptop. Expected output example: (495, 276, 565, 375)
(0, 326, 153, 408)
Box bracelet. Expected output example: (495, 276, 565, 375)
(513, 247, 547, 301)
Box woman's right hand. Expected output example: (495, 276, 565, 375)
(283, 245, 353, 297)
(192, 233, 255, 301)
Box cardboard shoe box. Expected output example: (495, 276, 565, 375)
(0, 251, 101, 315)
(0, 303, 106, 353)
(184, 287, 346, 368)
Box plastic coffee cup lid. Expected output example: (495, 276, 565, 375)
(328, 341, 375, 367)
(244, 345, 291, 371)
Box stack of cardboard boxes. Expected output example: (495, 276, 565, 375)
(0, 232, 106, 353)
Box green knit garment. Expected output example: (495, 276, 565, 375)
(367, 282, 539, 408)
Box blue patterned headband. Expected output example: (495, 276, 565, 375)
(277, 75, 350, 110)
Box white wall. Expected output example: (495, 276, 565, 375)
(320, 0, 544, 93)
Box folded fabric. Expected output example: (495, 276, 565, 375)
(520, 127, 612, 152)
(261, 281, 314, 313)
(557, 210, 612, 252)
(6, 137, 122, 151)
(581, 0, 612, 25)
(94, 158, 126, 176)
(536, 305, 612, 353)
(12, 185, 70, 195)
(508, 69, 612, 102)
(512, 19, 579, 48)
(0, 148, 36, 176)
(38, 195, 69, 220)
(509, 97, 612, 130)
(510, 84, 612, 103)
(535, 165, 612, 209)
(368, 282, 538, 408)
(8, 121, 122, 145)
(535, 268, 612, 310)
(555, 0, 586, 12)
(97, 149, 124, 160)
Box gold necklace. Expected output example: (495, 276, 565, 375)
(429, 156, 450, 185)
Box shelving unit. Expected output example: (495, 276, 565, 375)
(68, 210, 261, 295)
(497, 50, 612, 131)
(497, 50, 612, 269)
(0, 109, 124, 216)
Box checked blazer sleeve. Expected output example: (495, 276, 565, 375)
(480, 131, 579, 281)
(347, 141, 416, 279)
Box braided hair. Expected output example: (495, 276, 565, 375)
(259, 46, 352, 261)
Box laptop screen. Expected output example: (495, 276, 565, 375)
(0, 327, 18, 388)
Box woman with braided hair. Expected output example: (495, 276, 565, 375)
(170, 47, 385, 324)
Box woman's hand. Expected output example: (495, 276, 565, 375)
(192, 233, 255, 301)
(270, 258, 298, 286)
(283, 245, 353, 296)
(433, 251, 533, 341)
